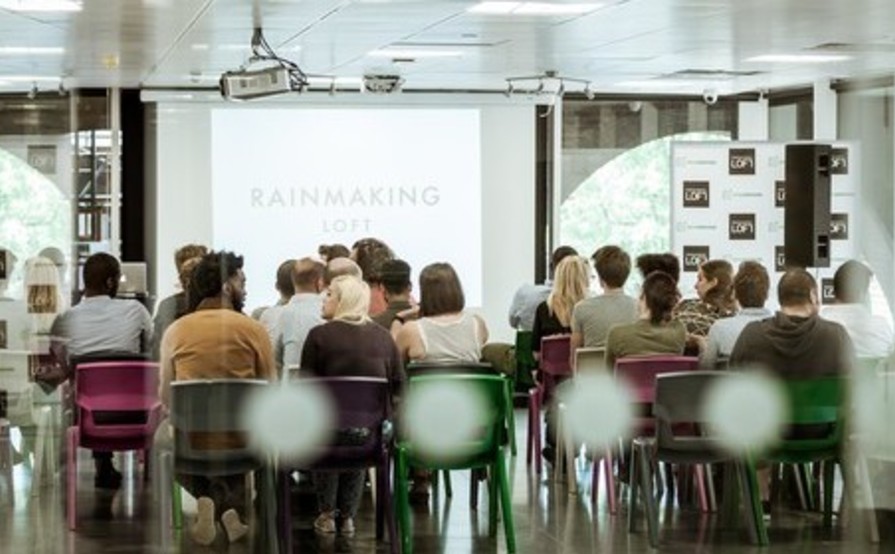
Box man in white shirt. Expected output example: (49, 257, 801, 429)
(821, 259, 893, 359)
(276, 257, 326, 377)
(51, 252, 152, 488)
(258, 258, 297, 345)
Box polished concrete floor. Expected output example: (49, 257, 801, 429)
(0, 410, 886, 553)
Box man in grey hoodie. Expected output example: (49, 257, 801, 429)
(730, 268, 853, 378)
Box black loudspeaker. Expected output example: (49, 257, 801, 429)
(784, 144, 831, 268)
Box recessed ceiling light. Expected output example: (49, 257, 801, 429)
(368, 48, 464, 59)
(467, 1, 601, 15)
(0, 46, 65, 55)
(191, 43, 210, 51)
(0, 0, 82, 11)
(746, 54, 852, 63)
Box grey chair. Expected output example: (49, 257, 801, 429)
(155, 379, 276, 545)
(628, 371, 764, 547)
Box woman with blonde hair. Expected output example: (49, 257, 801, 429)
(532, 255, 590, 353)
(300, 274, 404, 537)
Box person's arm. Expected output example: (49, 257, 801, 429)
(473, 314, 489, 346)
(158, 324, 175, 408)
(508, 287, 524, 329)
(531, 302, 547, 354)
(299, 327, 321, 376)
(138, 304, 153, 356)
(395, 320, 424, 362)
(255, 326, 276, 382)
(699, 324, 720, 369)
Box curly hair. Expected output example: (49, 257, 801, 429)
(188, 251, 244, 311)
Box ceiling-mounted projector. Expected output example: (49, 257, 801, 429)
(220, 66, 302, 100)
(363, 71, 404, 94)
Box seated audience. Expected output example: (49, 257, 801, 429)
(395, 262, 488, 364)
(672, 259, 735, 351)
(318, 243, 351, 263)
(251, 258, 296, 321)
(277, 257, 326, 377)
(729, 268, 854, 512)
(300, 275, 404, 536)
(51, 252, 152, 488)
(820, 259, 894, 359)
(571, 245, 639, 353)
(351, 237, 395, 316)
(508, 245, 578, 332)
(635, 252, 681, 283)
(152, 243, 207, 359)
(259, 258, 297, 344)
(532, 255, 590, 353)
(372, 259, 414, 330)
(605, 271, 686, 368)
(699, 260, 773, 369)
(159, 250, 275, 545)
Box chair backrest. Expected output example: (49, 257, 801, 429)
(540, 335, 572, 377)
(407, 361, 494, 377)
(783, 376, 843, 427)
(614, 355, 699, 404)
(402, 373, 507, 467)
(574, 347, 606, 373)
(302, 376, 390, 431)
(654, 371, 725, 451)
(514, 331, 536, 370)
(170, 379, 267, 461)
(76, 361, 160, 412)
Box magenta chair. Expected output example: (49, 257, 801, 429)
(612, 355, 713, 512)
(66, 361, 162, 530)
(526, 334, 572, 477)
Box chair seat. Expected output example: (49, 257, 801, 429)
(175, 456, 262, 477)
(632, 436, 732, 465)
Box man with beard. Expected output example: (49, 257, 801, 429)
(159, 250, 275, 545)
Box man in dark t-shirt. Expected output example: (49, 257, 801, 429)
(372, 259, 414, 331)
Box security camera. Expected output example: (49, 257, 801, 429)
(702, 88, 718, 105)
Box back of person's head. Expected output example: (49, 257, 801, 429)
(833, 259, 872, 303)
(636, 253, 681, 284)
(177, 256, 202, 291)
(292, 257, 325, 292)
(700, 259, 735, 312)
(548, 256, 590, 326)
(325, 257, 362, 286)
(641, 271, 680, 325)
(318, 243, 351, 262)
(188, 251, 244, 310)
(550, 245, 578, 276)
(378, 258, 412, 296)
(419, 262, 465, 317)
(82, 252, 120, 296)
(777, 268, 817, 308)
(592, 245, 631, 289)
(275, 259, 297, 297)
(174, 243, 208, 272)
(327, 275, 371, 322)
(351, 237, 394, 283)
(733, 260, 770, 309)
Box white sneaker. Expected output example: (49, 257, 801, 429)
(341, 517, 356, 536)
(190, 497, 217, 546)
(221, 508, 249, 543)
(314, 512, 336, 535)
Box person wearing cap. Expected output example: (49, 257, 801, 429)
(372, 259, 414, 330)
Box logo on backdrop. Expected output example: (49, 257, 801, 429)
(729, 213, 756, 240)
(830, 148, 849, 175)
(821, 278, 836, 305)
(729, 148, 756, 175)
(830, 213, 849, 240)
(682, 246, 710, 272)
(775, 246, 786, 272)
(683, 181, 710, 208)
(775, 180, 786, 208)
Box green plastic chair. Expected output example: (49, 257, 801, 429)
(514, 331, 536, 392)
(745, 376, 846, 545)
(395, 373, 516, 554)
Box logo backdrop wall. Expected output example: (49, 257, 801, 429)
(671, 141, 859, 309)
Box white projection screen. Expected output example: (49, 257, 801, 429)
(153, 100, 535, 342)
(211, 108, 482, 307)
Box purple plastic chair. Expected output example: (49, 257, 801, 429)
(277, 377, 397, 554)
(66, 361, 162, 529)
(612, 355, 712, 513)
(527, 334, 572, 476)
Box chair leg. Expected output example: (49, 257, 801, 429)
(382, 459, 399, 554)
(695, 464, 709, 513)
(504, 379, 517, 457)
(471, 469, 480, 511)
(31, 409, 48, 496)
(628, 443, 640, 533)
(375, 466, 385, 540)
(172, 475, 183, 530)
(395, 448, 413, 554)
(530, 388, 542, 476)
(605, 450, 617, 515)
(525, 392, 534, 467)
(443, 470, 453, 498)
(66, 426, 78, 530)
(738, 457, 768, 546)
(705, 463, 717, 512)
(636, 441, 659, 547)
(278, 470, 292, 554)
(495, 449, 517, 553)
(488, 464, 498, 536)
(822, 460, 835, 529)
(854, 453, 880, 543)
